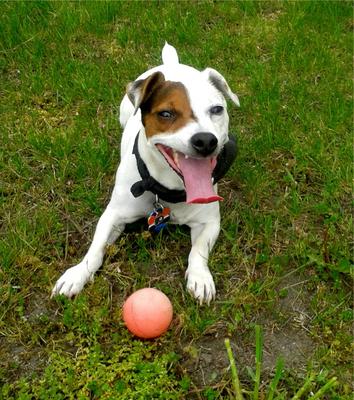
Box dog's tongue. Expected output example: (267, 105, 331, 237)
(178, 155, 222, 204)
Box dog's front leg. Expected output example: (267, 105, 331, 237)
(186, 219, 220, 305)
(52, 204, 127, 298)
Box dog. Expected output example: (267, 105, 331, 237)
(52, 43, 239, 304)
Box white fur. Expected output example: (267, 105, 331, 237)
(52, 43, 239, 304)
(161, 41, 179, 65)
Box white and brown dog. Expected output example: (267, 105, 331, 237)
(52, 43, 239, 304)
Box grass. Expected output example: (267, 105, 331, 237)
(0, 1, 352, 398)
(225, 326, 338, 400)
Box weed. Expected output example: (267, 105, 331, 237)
(225, 326, 339, 400)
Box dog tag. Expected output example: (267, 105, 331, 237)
(148, 201, 170, 233)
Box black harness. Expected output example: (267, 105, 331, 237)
(130, 134, 237, 203)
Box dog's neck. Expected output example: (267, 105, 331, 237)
(130, 132, 187, 203)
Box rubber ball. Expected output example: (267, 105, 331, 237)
(122, 288, 173, 339)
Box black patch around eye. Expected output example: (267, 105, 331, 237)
(210, 105, 224, 115)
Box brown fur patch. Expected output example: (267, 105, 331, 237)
(127, 71, 165, 112)
(140, 81, 196, 138)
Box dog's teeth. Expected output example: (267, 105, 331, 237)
(173, 150, 180, 168)
(185, 155, 189, 159)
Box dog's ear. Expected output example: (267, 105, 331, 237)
(127, 71, 165, 115)
(203, 68, 240, 107)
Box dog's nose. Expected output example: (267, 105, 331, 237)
(191, 132, 218, 156)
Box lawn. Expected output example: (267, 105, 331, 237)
(0, 1, 352, 399)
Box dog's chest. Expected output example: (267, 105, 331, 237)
(162, 200, 220, 227)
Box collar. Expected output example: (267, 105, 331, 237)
(130, 133, 237, 203)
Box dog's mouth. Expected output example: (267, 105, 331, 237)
(156, 144, 222, 204)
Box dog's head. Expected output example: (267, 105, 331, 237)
(127, 46, 239, 204)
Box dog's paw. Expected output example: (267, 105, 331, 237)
(185, 268, 216, 305)
(51, 264, 92, 298)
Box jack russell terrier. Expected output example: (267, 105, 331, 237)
(52, 43, 239, 304)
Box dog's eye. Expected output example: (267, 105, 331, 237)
(158, 110, 174, 119)
(210, 105, 224, 115)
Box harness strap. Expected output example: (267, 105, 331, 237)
(131, 135, 187, 203)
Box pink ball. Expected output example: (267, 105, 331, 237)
(122, 288, 173, 339)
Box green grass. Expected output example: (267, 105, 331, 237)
(0, 1, 352, 399)
(225, 326, 339, 400)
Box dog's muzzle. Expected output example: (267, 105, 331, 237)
(131, 133, 238, 204)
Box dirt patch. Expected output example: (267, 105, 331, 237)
(0, 340, 48, 383)
(182, 273, 316, 388)
(182, 335, 230, 388)
(263, 327, 313, 372)
(182, 327, 314, 389)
